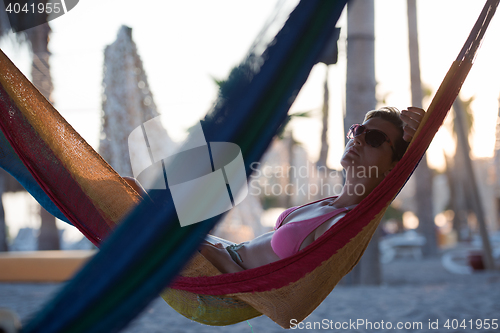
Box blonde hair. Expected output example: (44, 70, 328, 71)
(364, 107, 408, 161)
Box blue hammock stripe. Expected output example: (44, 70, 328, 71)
(0, 128, 69, 223)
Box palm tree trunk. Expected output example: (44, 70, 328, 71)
(344, 0, 380, 286)
(0, 172, 7, 251)
(317, 67, 330, 169)
(38, 207, 60, 250)
(453, 99, 495, 270)
(407, 0, 438, 257)
(444, 154, 469, 241)
(344, 0, 376, 137)
(27, 24, 53, 102)
(28, 23, 60, 250)
(0, 9, 57, 251)
(285, 130, 294, 208)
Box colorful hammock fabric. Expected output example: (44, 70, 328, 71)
(0, 129, 69, 223)
(0, 60, 142, 245)
(0, 0, 497, 332)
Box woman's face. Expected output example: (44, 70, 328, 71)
(340, 117, 401, 180)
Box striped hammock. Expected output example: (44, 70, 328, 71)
(0, 0, 497, 332)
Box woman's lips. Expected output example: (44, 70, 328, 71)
(347, 148, 360, 156)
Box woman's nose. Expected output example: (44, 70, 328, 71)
(353, 133, 364, 145)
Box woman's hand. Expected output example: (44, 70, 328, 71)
(400, 107, 426, 142)
(199, 242, 244, 273)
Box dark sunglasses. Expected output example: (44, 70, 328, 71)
(347, 124, 393, 148)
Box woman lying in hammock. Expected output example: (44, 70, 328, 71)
(125, 106, 425, 274)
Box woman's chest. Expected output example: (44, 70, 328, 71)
(282, 201, 336, 225)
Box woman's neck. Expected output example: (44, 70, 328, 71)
(331, 177, 381, 208)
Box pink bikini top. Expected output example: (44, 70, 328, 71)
(271, 198, 354, 259)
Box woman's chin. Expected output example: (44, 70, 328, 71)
(340, 156, 358, 169)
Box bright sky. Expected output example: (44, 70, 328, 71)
(2, 0, 500, 170)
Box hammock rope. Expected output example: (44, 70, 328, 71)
(0, 0, 497, 331)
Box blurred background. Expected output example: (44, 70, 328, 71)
(0, 0, 499, 282)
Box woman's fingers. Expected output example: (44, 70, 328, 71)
(408, 106, 425, 117)
(400, 107, 426, 141)
(401, 107, 425, 128)
(402, 125, 416, 142)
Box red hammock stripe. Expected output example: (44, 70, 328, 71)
(0, 67, 114, 245)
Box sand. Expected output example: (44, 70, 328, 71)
(1, 258, 499, 332)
